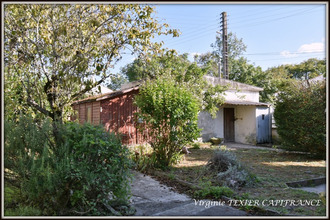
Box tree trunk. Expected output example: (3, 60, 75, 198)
(52, 110, 64, 148)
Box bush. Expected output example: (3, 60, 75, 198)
(4, 116, 132, 216)
(274, 81, 326, 158)
(194, 181, 234, 200)
(135, 76, 201, 168)
(207, 149, 255, 187)
(191, 143, 201, 149)
(129, 144, 156, 172)
(61, 122, 132, 215)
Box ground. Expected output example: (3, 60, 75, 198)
(144, 142, 326, 216)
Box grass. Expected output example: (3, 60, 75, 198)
(4, 182, 44, 216)
(152, 142, 326, 216)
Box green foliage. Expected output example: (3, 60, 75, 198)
(194, 182, 234, 200)
(135, 75, 201, 168)
(191, 143, 201, 149)
(106, 73, 129, 91)
(129, 144, 156, 172)
(274, 80, 326, 158)
(61, 122, 132, 215)
(5, 205, 43, 216)
(4, 4, 178, 124)
(207, 149, 256, 187)
(286, 58, 326, 79)
(195, 32, 247, 77)
(195, 30, 326, 105)
(122, 52, 227, 117)
(4, 116, 132, 215)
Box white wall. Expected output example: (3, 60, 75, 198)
(198, 108, 224, 141)
(224, 90, 260, 102)
(234, 105, 257, 144)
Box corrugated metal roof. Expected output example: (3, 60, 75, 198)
(72, 86, 139, 104)
(224, 100, 269, 106)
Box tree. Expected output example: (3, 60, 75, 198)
(106, 73, 128, 91)
(286, 58, 326, 79)
(134, 75, 201, 167)
(274, 80, 326, 158)
(121, 52, 227, 117)
(195, 32, 247, 77)
(261, 58, 326, 103)
(4, 4, 178, 142)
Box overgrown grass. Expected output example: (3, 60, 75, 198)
(152, 143, 326, 216)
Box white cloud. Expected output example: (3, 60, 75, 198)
(280, 50, 298, 58)
(297, 42, 324, 53)
(280, 41, 325, 58)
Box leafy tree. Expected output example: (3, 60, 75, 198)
(134, 75, 201, 167)
(274, 80, 326, 158)
(195, 32, 247, 77)
(261, 58, 326, 103)
(106, 73, 128, 91)
(286, 58, 326, 79)
(4, 4, 178, 142)
(121, 52, 227, 117)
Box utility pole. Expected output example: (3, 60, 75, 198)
(218, 56, 221, 78)
(220, 12, 228, 79)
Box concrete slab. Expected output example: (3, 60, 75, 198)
(130, 171, 190, 204)
(299, 184, 326, 194)
(196, 205, 248, 216)
(130, 171, 248, 216)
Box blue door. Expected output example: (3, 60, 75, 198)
(256, 107, 271, 144)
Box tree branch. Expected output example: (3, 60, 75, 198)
(27, 97, 53, 118)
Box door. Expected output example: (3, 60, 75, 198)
(257, 107, 271, 144)
(224, 108, 235, 142)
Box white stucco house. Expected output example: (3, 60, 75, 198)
(198, 75, 271, 145)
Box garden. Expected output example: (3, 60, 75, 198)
(132, 142, 326, 216)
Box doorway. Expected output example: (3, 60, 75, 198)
(224, 108, 235, 142)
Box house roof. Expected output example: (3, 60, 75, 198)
(72, 86, 139, 104)
(203, 75, 264, 92)
(224, 100, 269, 107)
(73, 76, 264, 105)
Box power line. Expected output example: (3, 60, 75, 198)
(229, 5, 322, 29)
(251, 53, 325, 62)
(243, 51, 325, 56)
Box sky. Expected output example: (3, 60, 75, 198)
(111, 2, 327, 79)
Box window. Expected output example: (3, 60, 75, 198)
(87, 106, 92, 123)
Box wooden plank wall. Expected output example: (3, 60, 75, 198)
(73, 90, 150, 145)
(92, 102, 100, 125)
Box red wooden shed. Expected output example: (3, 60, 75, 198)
(71, 83, 149, 145)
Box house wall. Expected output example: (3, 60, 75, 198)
(73, 101, 101, 125)
(198, 109, 224, 141)
(234, 105, 257, 145)
(198, 105, 259, 145)
(72, 90, 148, 145)
(224, 90, 259, 102)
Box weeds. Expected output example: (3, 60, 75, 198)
(194, 181, 234, 200)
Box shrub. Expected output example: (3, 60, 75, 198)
(274, 81, 326, 158)
(60, 122, 132, 215)
(191, 143, 201, 149)
(129, 144, 156, 172)
(207, 149, 255, 187)
(135, 76, 201, 168)
(4, 116, 132, 216)
(194, 181, 234, 200)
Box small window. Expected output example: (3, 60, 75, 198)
(87, 107, 92, 123)
(262, 114, 265, 120)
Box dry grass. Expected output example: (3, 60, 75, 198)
(162, 143, 327, 216)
